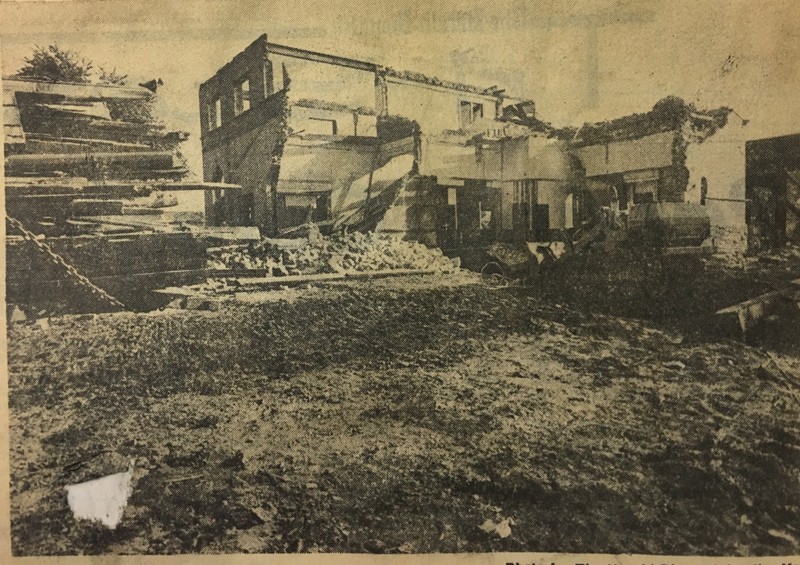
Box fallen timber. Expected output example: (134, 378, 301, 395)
(153, 267, 442, 297)
(715, 278, 800, 338)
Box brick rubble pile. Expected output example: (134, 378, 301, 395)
(208, 231, 456, 276)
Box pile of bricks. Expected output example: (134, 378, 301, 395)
(208, 231, 457, 275)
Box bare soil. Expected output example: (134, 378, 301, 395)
(7, 273, 800, 555)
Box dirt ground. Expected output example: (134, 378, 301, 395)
(7, 272, 800, 555)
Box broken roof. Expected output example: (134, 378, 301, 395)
(571, 96, 732, 147)
(260, 36, 511, 99)
(383, 68, 504, 97)
(293, 98, 376, 116)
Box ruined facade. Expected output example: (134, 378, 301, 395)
(198, 34, 573, 246)
(199, 35, 414, 237)
(569, 98, 748, 251)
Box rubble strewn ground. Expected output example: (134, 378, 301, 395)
(8, 271, 800, 556)
(535, 245, 800, 348)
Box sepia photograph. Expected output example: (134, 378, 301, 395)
(1, 0, 799, 561)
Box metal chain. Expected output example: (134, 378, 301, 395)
(6, 214, 127, 310)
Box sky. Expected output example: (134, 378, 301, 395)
(2, 0, 800, 178)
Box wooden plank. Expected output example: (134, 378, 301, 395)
(662, 245, 715, 256)
(192, 226, 261, 241)
(221, 268, 438, 290)
(124, 168, 189, 178)
(4, 176, 90, 188)
(716, 287, 800, 336)
(90, 269, 210, 283)
(6, 151, 174, 168)
(152, 286, 206, 297)
(3, 128, 25, 144)
(88, 119, 165, 131)
(74, 216, 174, 231)
(153, 268, 440, 297)
(233, 272, 346, 287)
(8, 269, 212, 287)
(4, 105, 22, 126)
(151, 181, 244, 191)
(3, 78, 152, 100)
(4, 99, 25, 143)
(35, 102, 112, 120)
(27, 133, 150, 149)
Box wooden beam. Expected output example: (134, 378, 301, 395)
(153, 268, 441, 296)
(152, 181, 245, 191)
(266, 43, 378, 72)
(27, 133, 150, 149)
(716, 287, 800, 337)
(5, 151, 175, 174)
(3, 78, 152, 100)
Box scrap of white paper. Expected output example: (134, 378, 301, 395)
(64, 465, 133, 529)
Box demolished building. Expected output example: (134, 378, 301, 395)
(198, 34, 573, 250)
(569, 97, 749, 252)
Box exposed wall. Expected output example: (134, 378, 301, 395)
(268, 53, 376, 112)
(199, 35, 272, 138)
(288, 105, 376, 137)
(419, 136, 474, 181)
(685, 122, 747, 224)
(275, 135, 415, 231)
(377, 172, 438, 246)
(201, 94, 287, 229)
(685, 121, 748, 252)
(420, 135, 569, 183)
(385, 79, 499, 134)
(573, 131, 675, 177)
(277, 138, 378, 196)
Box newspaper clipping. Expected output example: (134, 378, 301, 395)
(1, 1, 799, 564)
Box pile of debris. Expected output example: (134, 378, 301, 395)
(208, 231, 457, 276)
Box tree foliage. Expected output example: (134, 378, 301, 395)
(98, 67, 129, 86)
(16, 44, 94, 83)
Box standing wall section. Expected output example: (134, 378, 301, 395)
(199, 34, 287, 232)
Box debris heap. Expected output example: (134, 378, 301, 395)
(208, 231, 457, 275)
